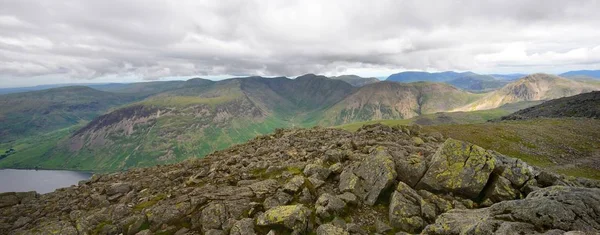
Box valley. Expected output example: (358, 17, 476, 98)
(1, 73, 599, 174)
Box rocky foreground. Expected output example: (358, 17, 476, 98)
(1, 124, 600, 235)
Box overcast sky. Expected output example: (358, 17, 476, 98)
(1, 0, 600, 87)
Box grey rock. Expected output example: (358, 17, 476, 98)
(12, 217, 31, 229)
(0, 192, 19, 208)
(283, 175, 306, 194)
(263, 191, 293, 210)
(375, 219, 392, 234)
(337, 192, 358, 206)
(316, 223, 350, 235)
(205, 229, 225, 235)
(423, 186, 600, 234)
(248, 179, 279, 199)
(230, 218, 256, 235)
(107, 182, 132, 196)
(304, 164, 332, 181)
(389, 181, 425, 233)
(315, 193, 347, 219)
(340, 150, 397, 206)
(416, 139, 496, 199)
(201, 203, 227, 231)
(256, 205, 313, 232)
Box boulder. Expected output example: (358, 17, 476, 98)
(107, 183, 132, 196)
(263, 191, 293, 210)
(392, 152, 428, 187)
(416, 138, 496, 199)
(256, 205, 312, 232)
(282, 176, 305, 194)
(483, 175, 521, 202)
(316, 223, 350, 235)
(423, 186, 600, 234)
(200, 203, 227, 231)
(248, 179, 279, 199)
(230, 218, 255, 235)
(339, 149, 397, 206)
(303, 164, 332, 181)
(0, 192, 19, 208)
(315, 193, 347, 219)
(388, 182, 426, 233)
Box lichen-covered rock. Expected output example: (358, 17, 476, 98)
(282, 175, 306, 194)
(341, 149, 397, 206)
(388, 181, 426, 233)
(248, 179, 279, 199)
(263, 191, 293, 210)
(256, 205, 312, 232)
(484, 175, 521, 202)
(0, 192, 19, 208)
(392, 152, 428, 187)
(304, 164, 332, 181)
(315, 193, 347, 219)
(423, 186, 600, 234)
(200, 203, 227, 231)
(230, 218, 255, 235)
(316, 223, 350, 235)
(416, 138, 496, 199)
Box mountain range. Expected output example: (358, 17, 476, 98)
(0, 73, 599, 171)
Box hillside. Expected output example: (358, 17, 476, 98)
(336, 101, 542, 131)
(0, 86, 139, 143)
(560, 70, 600, 79)
(2, 124, 600, 234)
(320, 81, 483, 125)
(0, 75, 357, 171)
(386, 71, 508, 92)
(502, 91, 600, 120)
(330, 75, 380, 87)
(454, 73, 600, 111)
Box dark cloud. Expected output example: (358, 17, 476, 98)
(1, 0, 600, 86)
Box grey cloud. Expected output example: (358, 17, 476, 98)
(1, 0, 600, 86)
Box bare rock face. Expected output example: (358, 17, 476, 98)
(1, 124, 599, 234)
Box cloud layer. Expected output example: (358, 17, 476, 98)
(1, 0, 600, 85)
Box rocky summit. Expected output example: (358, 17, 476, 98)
(1, 124, 599, 235)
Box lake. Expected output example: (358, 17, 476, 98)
(0, 169, 93, 194)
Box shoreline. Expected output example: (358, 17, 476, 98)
(0, 167, 95, 174)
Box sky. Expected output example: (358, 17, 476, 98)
(1, 0, 600, 88)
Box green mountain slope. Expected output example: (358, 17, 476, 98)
(0, 86, 139, 143)
(0, 75, 356, 171)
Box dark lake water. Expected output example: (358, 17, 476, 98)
(0, 169, 93, 194)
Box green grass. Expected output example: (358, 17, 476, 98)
(424, 119, 600, 179)
(337, 118, 600, 180)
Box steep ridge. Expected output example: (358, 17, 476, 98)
(320, 81, 482, 125)
(455, 73, 600, 111)
(502, 91, 600, 120)
(1, 124, 599, 234)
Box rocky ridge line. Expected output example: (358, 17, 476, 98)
(1, 124, 599, 235)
